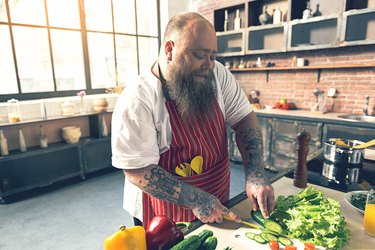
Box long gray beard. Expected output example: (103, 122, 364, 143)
(166, 70, 217, 123)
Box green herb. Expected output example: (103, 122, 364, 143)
(350, 192, 366, 211)
(271, 187, 350, 250)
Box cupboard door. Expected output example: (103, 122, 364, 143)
(0, 145, 82, 200)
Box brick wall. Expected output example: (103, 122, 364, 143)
(192, 0, 375, 115)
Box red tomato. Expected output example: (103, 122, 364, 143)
(269, 240, 279, 250)
(285, 246, 297, 250)
(304, 242, 315, 250)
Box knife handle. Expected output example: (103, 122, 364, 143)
(294, 129, 311, 188)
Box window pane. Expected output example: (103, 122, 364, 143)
(0, 0, 7, 22)
(87, 32, 116, 89)
(84, 0, 112, 32)
(136, 0, 158, 36)
(116, 35, 138, 86)
(13, 26, 54, 93)
(0, 25, 18, 94)
(138, 37, 158, 75)
(50, 30, 85, 91)
(113, 0, 136, 34)
(47, 0, 80, 29)
(9, 0, 46, 26)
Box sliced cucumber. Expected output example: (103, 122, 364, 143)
(265, 233, 278, 241)
(264, 220, 284, 235)
(245, 232, 256, 240)
(260, 232, 270, 242)
(278, 236, 294, 246)
(253, 234, 267, 244)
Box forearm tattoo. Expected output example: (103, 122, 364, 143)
(178, 184, 216, 218)
(238, 127, 270, 189)
(143, 167, 181, 203)
(141, 165, 216, 216)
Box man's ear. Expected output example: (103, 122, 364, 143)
(164, 40, 174, 61)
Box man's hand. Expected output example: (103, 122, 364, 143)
(246, 180, 275, 219)
(183, 186, 241, 224)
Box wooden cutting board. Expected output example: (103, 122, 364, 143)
(230, 227, 326, 250)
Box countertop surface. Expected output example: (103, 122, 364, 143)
(187, 177, 375, 249)
(254, 108, 375, 127)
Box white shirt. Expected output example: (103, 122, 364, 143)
(111, 61, 252, 220)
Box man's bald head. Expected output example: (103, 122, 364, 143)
(163, 12, 215, 45)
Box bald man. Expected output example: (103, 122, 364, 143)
(111, 12, 275, 228)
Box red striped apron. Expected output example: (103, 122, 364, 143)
(142, 99, 231, 228)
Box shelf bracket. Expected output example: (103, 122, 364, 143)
(266, 70, 269, 82)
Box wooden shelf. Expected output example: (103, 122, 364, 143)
(230, 63, 375, 82)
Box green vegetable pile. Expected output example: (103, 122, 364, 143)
(271, 187, 350, 250)
(350, 192, 366, 211)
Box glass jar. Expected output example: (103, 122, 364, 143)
(7, 98, 21, 123)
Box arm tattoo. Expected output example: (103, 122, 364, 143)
(238, 127, 270, 189)
(178, 184, 216, 219)
(143, 167, 181, 203)
(141, 166, 216, 216)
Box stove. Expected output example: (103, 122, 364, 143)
(285, 153, 375, 192)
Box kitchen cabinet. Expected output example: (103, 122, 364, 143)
(228, 115, 323, 171)
(270, 118, 322, 170)
(0, 112, 112, 203)
(322, 122, 375, 142)
(214, 0, 375, 56)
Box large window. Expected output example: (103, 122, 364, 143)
(0, 0, 160, 101)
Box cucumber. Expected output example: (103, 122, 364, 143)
(260, 232, 270, 242)
(197, 229, 213, 242)
(253, 234, 267, 244)
(278, 236, 294, 246)
(201, 236, 218, 250)
(170, 235, 201, 250)
(251, 210, 267, 226)
(264, 233, 278, 241)
(264, 220, 283, 235)
(245, 232, 256, 240)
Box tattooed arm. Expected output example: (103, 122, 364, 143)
(124, 165, 240, 223)
(232, 112, 275, 218)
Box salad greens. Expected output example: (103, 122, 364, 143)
(271, 187, 350, 250)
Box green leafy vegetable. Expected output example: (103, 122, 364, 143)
(350, 192, 366, 211)
(271, 187, 350, 250)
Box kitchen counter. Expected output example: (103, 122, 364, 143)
(255, 108, 375, 128)
(187, 177, 375, 249)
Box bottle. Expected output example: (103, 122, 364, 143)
(40, 126, 48, 148)
(101, 117, 108, 137)
(0, 129, 9, 156)
(259, 5, 271, 25)
(273, 7, 282, 24)
(302, 1, 312, 20)
(224, 10, 229, 31)
(7, 98, 21, 123)
(293, 129, 311, 188)
(312, 4, 322, 17)
(234, 9, 241, 30)
(255, 57, 262, 67)
(19, 129, 27, 152)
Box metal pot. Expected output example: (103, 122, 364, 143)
(324, 138, 364, 164)
(322, 161, 362, 183)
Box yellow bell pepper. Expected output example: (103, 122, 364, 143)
(104, 225, 146, 250)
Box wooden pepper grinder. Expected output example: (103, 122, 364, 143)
(294, 129, 311, 188)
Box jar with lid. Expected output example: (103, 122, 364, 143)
(7, 98, 21, 123)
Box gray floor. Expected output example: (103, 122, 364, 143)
(0, 162, 245, 250)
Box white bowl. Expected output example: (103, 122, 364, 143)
(62, 126, 81, 144)
(344, 190, 368, 214)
